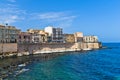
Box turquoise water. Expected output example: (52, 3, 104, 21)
(6, 43, 120, 80)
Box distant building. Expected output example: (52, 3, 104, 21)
(27, 29, 48, 43)
(83, 36, 98, 43)
(0, 25, 21, 43)
(45, 26, 63, 43)
(64, 34, 75, 43)
(38, 30, 48, 43)
(18, 32, 32, 43)
(74, 32, 83, 42)
(44, 27, 53, 36)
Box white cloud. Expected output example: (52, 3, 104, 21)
(36, 12, 76, 21)
(1, 15, 18, 23)
(0, 1, 77, 29)
(0, 3, 26, 24)
(38, 12, 64, 19)
(31, 12, 77, 28)
(0, 14, 24, 24)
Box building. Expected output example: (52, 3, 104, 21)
(18, 32, 32, 43)
(83, 36, 98, 43)
(27, 29, 48, 43)
(0, 25, 21, 43)
(45, 26, 63, 43)
(64, 34, 75, 43)
(74, 32, 83, 42)
(39, 30, 48, 43)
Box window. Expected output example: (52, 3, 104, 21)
(19, 36, 21, 39)
(24, 36, 26, 39)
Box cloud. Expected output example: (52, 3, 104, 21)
(31, 12, 77, 28)
(1, 15, 18, 23)
(38, 12, 64, 19)
(35, 12, 76, 21)
(0, 3, 26, 24)
(0, 1, 77, 30)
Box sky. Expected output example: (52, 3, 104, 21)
(0, 0, 120, 42)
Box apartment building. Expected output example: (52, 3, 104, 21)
(27, 29, 48, 43)
(18, 32, 32, 43)
(45, 26, 63, 43)
(0, 25, 21, 43)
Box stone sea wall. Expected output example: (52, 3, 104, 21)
(0, 43, 17, 53)
(0, 42, 101, 57)
(17, 42, 101, 56)
(17, 43, 76, 55)
(0, 43, 17, 57)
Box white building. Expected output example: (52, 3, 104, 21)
(83, 36, 98, 43)
(44, 26, 53, 36)
(45, 26, 63, 43)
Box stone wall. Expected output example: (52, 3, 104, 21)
(17, 43, 75, 54)
(75, 42, 100, 50)
(0, 43, 17, 54)
(0, 42, 100, 57)
(17, 42, 100, 55)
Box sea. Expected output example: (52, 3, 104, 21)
(0, 43, 120, 80)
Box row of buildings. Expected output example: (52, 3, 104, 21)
(0, 25, 98, 44)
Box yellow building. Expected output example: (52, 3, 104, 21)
(27, 29, 48, 43)
(38, 30, 48, 43)
(0, 25, 21, 43)
(74, 32, 83, 42)
(64, 34, 75, 43)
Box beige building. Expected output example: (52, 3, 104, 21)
(64, 34, 75, 43)
(74, 32, 83, 42)
(83, 36, 98, 43)
(0, 25, 21, 43)
(27, 29, 48, 43)
(18, 32, 32, 43)
(38, 30, 48, 43)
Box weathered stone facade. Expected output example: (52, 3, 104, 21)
(17, 42, 100, 56)
(18, 32, 32, 43)
(0, 42, 101, 58)
(0, 43, 17, 53)
(64, 34, 75, 43)
(74, 32, 83, 42)
(0, 25, 21, 43)
(0, 43, 17, 58)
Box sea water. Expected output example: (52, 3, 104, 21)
(2, 43, 120, 80)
